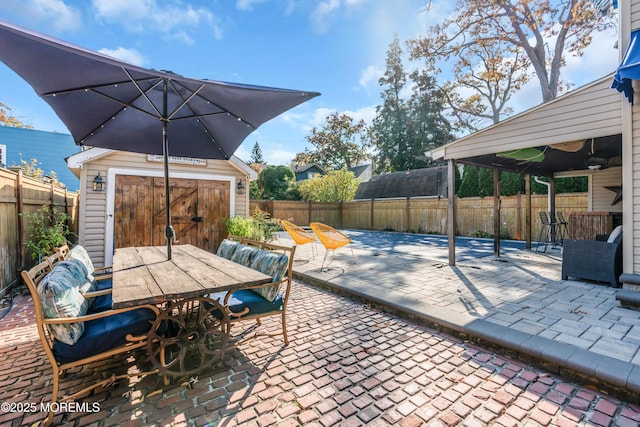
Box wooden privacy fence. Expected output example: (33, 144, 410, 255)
(251, 193, 588, 240)
(0, 168, 79, 295)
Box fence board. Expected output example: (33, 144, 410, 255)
(252, 193, 588, 242)
(0, 168, 79, 294)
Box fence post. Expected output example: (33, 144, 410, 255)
(405, 197, 410, 232)
(308, 200, 312, 226)
(370, 198, 374, 230)
(516, 193, 522, 240)
(525, 174, 531, 250)
(16, 170, 24, 269)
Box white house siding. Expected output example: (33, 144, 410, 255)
(632, 1, 640, 28)
(77, 151, 248, 267)
(590, 167, 622, 213)
(437, 75, 622, 160)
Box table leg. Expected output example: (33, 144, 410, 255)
(146, 296, 230, 378)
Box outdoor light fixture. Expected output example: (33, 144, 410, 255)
(237, 179, 246, 195)
(93, 172, 105, 192)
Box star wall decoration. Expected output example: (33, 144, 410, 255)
(605, 186, 622, 205)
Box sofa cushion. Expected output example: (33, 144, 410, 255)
(217, 239, 241, 260)
(38, 259, 93, 345)
(231, 245, 259, 267)
(210, 290, 284, 319)
(249, 251, 289, 302)
(607, 225, 623, 244)
(52, 308, 156, 363)
(68, 245, 96, 280)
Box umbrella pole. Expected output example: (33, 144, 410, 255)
(162, 79, 174, 260)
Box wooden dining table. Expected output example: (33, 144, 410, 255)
(111, 244, 272, 377)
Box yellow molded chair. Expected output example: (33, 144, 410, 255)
(309, 222, 355, 270)
(281, 220, 317, 259)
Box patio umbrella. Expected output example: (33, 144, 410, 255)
(0, 19, 319, 259)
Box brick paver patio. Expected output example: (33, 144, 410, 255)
(1, 281, 639, 426)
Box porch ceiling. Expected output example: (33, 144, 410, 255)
(457, 134, 622, 176)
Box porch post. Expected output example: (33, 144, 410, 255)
(448, 159, 457, 265)
(493, 168, 501, 257)
(525, 173, 532, 250)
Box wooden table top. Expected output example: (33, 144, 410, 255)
(112, 244, 272, 309)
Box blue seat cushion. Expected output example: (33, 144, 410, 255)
(87, 293, 112, 314)
(95, 278, 113, 290)
(52, 308, 156, 364)
(209, 290, 283, 318)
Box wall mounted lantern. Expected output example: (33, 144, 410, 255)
(93, 172, 105, 192)
(237, 179, 246, 195)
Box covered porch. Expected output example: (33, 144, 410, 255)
(428, 74, 623, 266)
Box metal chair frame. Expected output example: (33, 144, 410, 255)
(309, 222, 355, 270)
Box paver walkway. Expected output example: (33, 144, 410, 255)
(285, 230, 640, 398)
(1, 284, 639, 426)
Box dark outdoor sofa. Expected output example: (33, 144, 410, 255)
(561, 226, 622, 288)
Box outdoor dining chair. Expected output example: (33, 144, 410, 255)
(281, 220, 317, 259)
(22, 259, 160, 426)
(309, 222, 355, 270)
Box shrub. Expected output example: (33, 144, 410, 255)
(22, 205, 72, 261)
(224, 208, 280, 241)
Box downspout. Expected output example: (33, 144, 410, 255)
(534, 176, 551, 212)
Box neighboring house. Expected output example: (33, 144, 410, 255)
(293, 163, 326, 181)
(0, 126, 80, 191)
(354, 166, 447, 200)
(349, 164, 373, 182)
(66, 148, 256, 268)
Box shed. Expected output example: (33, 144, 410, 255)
(67, 148, 256, 267)
(354, 167, 448, 200)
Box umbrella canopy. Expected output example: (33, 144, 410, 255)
(0, 19, 320, 258)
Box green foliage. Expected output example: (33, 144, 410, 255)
(457, 165, 478, 197)
(14, 158, 64, 188)
(0, 102, 33, 128)
(257, 166, 297, 200)
(298, 169, 359, 202)
(300, 112, 372, 170)
(22, 205, 72, 261)
(249, 141, 264, 164)
(224, 208, 280, 241)
(373, 35, 453, 173)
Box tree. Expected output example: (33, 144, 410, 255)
(457, 165, 479, 198)
(257, 165, 297, 200)
(250, 141, 264, 164)
(408, 1, 612, 131)
(0, 101, 33, 128)
(373, 34, 408, 173)
(300, 112, 372, 170)
(298, 169, 359, 202)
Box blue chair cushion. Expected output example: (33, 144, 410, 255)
(87, 293, 113, 314)
(52, 308, 156, 364)
(217, 239, 241, 260)
(209, 290, 284, 318)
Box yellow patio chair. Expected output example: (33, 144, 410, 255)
(309, 222, 355, 270)
(281, 220, 317, 259)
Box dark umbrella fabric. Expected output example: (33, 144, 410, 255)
(0, 19, 319, 258)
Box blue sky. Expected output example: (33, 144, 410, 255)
(0, 0, 619, 166)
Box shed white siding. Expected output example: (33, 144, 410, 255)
(76, 150, 249, 267)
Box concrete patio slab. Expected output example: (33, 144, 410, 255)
(286, 229, 640, 399)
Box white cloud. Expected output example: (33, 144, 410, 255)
(98, 47, 148, 66)
(358, 65, 383, 92)
(0, 0, 82, 32)
(91, 0, 215, 43)
(236, 0, 270, 11)
(310, 0, 341, 34)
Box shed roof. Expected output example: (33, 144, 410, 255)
(354, 166, 447, 200)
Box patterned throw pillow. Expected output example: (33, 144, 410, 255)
(67, 245, 96, 293)
(249, 251, 289, 302)
(231, 245, 259, 267)
(38, 259, 92, 345)
(217, 239, 240, 260)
